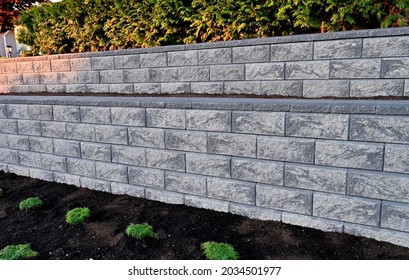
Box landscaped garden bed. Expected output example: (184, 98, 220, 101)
(1, 171, 409, 260)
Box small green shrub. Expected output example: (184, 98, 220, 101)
(125, 223, 158, 240)
(19, 197, 44, 211)
(65, 207, 90, 225)
(202, 241, 239, 260)
(0, 244, 38, 260)
(0, 188, 4, 198)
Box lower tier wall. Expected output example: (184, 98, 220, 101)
(1, 96, 409, 247)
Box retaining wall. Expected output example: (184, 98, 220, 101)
(0, 96, 409, 247)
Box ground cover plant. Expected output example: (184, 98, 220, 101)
(126, 223, 158, 240)
(202, 241, 239, 260)
(66, 207, 91, 225)
(0, 244, 37, 260)
(1, 171, 409, 260)
(19, 197, 44, 211)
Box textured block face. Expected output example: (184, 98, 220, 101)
(350, 115, 409, 144)
(111, 145, 145, 166)
(178, 66, 209, 82)
(95, 125, 128, 144)
(350, 80, 404, 97)
(0, 119, 17, 134)
(165, 172, 206, 195)
(258, 136, 314, 164)
(29, 137, 53, 153)
(245, 63, 284, 80)
(41, 154, 66, 172)
(1, 62, 17, 74)
(53, 139, 81, 157)
(109, 84, 133, 94)
(29, 169, 54, 182)
(100, 70, 123, 84)
(230, 204, 282, 221)
(146, 108, 185, 129)
(0, 148, 18, 163)
(81, 142, 111, 161)
(91, 56, 114, 70)
(41, 72, 58, 84)
(384, 144, 409, 174)
(0, 105, 6, 118)
(133, 83, 160, 94)
(381, 202, 409, 232)
(186, 153, 230, 178)
(47, 85, 65, 93)
(18, 120, 41, 136)
(17, 62, 33, 73)
(363, 36, 409, 57)
(198, 48, 231, 65)
(286, 61, 329, 79)
(315, 140, 383, 170)
(271, 42, 312, 61)
(186, 110, 230, 132)
(67, 158, 95, 177)
(41, 121, 67, 138)
(111, 182, 145, 197)
(208, 133, 256, 157)
(71, 58, 91, 71)
(7, 135, 29, 150)
(80, 107, 111, 124)
(114, 55, 140, 69)
(58, 72, 77, 84)
(224, 81, 260, 95)
(185, 195, 229, 212)
(140, 53, 167, 68)
(314, 39, 362, 59)
(191, 82, 223, 94)
(81, 177, 110, 192)
(232, 158, 284, 185)
(303, 80, 350, 98)
(76, 71, 99, 84)
(87, 84, 109, 93)
(160, 83, 190, 94)
(168, 50, 197, 66)
(256, 184, 312, 215)
(23, 73, 40, 85)
(8, 104, 29, 119)
(208, 178, 255, 205)
(54, 172, 80, 187)
(313, 192, 381, 226)
(8, 165, 30, 177)
(348, 171, 409, 204)
(146, 149, 185, 171)
(129, 127, 164, 148)
(165, 130, 207, 152)
(19, 151, 41, 168)
(66, 123, 94, 141)
(146, 189, 184, 205)
(96, 162, 127, 183)
(382, 58, 409, 78)
(233, 45, 269, 63)
(67, 84, 87, 93)
(51, 59, 70, 72)
(0, 134, 7, 148)
(286, 113, 349, 140)
(210, 65, 244, 81)
(123, 69, 149, 83)
(330, 59, 381, 79)
(232, 111, 284, 135)
(285, 164, 346, 194)
(282, 213, 344, 232)
(6, 74, 23, 85)
(128, 167, 164, 188)
(111, 107, 145, 126)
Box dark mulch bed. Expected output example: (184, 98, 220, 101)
(1, 171, 409, 260)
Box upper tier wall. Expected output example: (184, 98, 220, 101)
(1, 27, 409, 98)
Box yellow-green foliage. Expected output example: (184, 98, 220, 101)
(19, 197, 44, 211)
(202, 241, 239, 260)
(125, 223, 158, 240)
(0, 244, 38, 260)
(65, 207, 91, 225)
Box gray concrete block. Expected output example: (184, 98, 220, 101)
(186, 109, 230, 132)
(185, 195, 229, 212)
(111, 145, 145, 166)
(29, 137, 53, 153)
(146, 108, 185, 129)
(17, 62, 33, 73)
(168, 50, 197, 66)
(8, 164, 30, 177)
(178, 66, 209, 82)
(91, 56, 114, 70)
(381, 202, 409, 232)
(382, 58, 409, 78)
(18, 120, 41, 136)
(146, 148, 185, 171)
(146, 188, 184, 205)
(230, 203, 282, 221)
(285, 163, 346, 194)
(303, 80, 350, 98)
(233, 45, 269, 63)
(0, 105, 6, 118)
(376, 100, 409, 115)
(224, 81, 260, 95)
(14, 85, 46, 93)
(348, 170, 409, 204)
(76, 71, 100, 84)
(7, 104, 28, 119)
(314, 39, 362, 59)
(100, 70, 123, 84)
(406, 80, 409, 97)
(210, 65, 244, 81)
(22, 73, 40, 85)
(282, 212, 344, 232)
(140, 53, 167, 68)
(81, 142, 111, 161)
(198, 48, 231, 65)
(133, 83, 161, 94)
(165, 130, 207, 152)
(29, 168, 54, 182)
(315, 140, 384, 170)
(66, 123, 94, 141)
(128, 166, 164, 189)
(53, 139, 80, 157)
(111, 107, 145, 126)
(6, 74, 23, 85)
(208, 177, 255, 205)
(232, 111, 285, 135)
(111, 182, 145, 197)
(53, 106, 80, 122)
(80, 177, 111, 192)
(186, 153, 230, 178)
(109, 84, 133, 94)
(67, 84, 87, 93)
(47, 85, 66, 93)
(165, 172, 206, 195)
(350, 80, 404, 97)
(70, 58, 91, 71)
(0, 134, 7, 148)
(384, 144, 409, 174)
(96, 162, 127, 183)
(363, 36, 409, 57)
(350, 115, 409, 144)
(286, 113, 349, 140)
(0, 163, 8, 172)
(208, 132, 256, 157)
(271, 42, 312, 61)
(24, 105, 51, 120)
(149, 68, 178, 82)
(0, 119, 17, 134)
(80, 107, 111, 124)
(191, 82, 224, 94)
(54, 172, 81, 187)
(246, 63, 284, 80)
(128, 127, 164, 148)
(257, 136, 314, 164)
(285, 61, 329, 79)
(0, 62, 16, 73)
(0, 148, 18, 163)
(7, 135, 30, 150)
(33, 60, 51, 72)
(67, 158, 95, 177)
(41, 154, 66, 172)
(95, 125, 128, 144)
(41, 72, 58, 84)
(87, 84, 109, 93)
(256, 184, 312, 215)
(123, 69, 149, 83)
(57, 72, 77, 84)
(232, 158, 284, 185)
(161, 83, 190, 94)
(114, 55, 140, 69)
(330, 59, 381, 79)
(51, 59, 70, 72)
(313, 192, 381, 226)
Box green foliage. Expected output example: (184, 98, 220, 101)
(0, 188, 4, 198)
(65, 207, 91, 225)
(19, 197, 44, 211)
(125, 223, 158, 240)
(0, 244, 38, 260)
(202, 241, 239, 260)
(16, 0, 409, 55)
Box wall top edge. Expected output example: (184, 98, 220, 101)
(1, 95, 409, 115)
(1, 26, 409, 63)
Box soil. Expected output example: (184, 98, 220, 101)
(1, 171, 409, 260)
